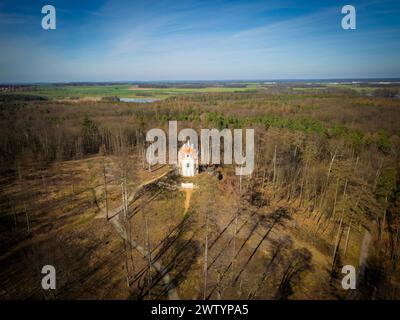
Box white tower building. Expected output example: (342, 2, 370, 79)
(178, 141, 199, 177)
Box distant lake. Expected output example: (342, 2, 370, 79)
(119, 97, 159, 103)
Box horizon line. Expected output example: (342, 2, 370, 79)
(2, 77, 400, 85)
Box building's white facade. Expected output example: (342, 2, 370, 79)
(178, 141, 198, 177)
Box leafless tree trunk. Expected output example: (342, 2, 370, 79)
(344, 222, 351, 257)
(373, 157, 384, 192)
(380, 196, 388, 241)
(144, 212, 152, 299)
(9, 201, 17, 231)
(203, 206, 209, 300)
(23, 202, 30, 233)
(331, 178, 340, 222)
(103, 164, 109, 220)
(122, 236, 130, 287)
(41, 170, 48, 199)
(272, 145, 277, 186)
(232, 208, 238, 280)
(327, 150, 337, 182)
(332, 215, 344, 269)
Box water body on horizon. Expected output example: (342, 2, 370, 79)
(119, 97, 159, 103)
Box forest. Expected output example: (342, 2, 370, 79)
(0, 84, 399, 299)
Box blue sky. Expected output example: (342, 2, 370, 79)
(0, 0, 399, 82)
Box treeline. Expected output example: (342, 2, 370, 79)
(0, 94, 48, 102)
(1, 91, 399, 168)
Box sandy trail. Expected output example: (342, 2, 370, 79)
(183, 189, 192, 215)
(110, 215, 180, 300)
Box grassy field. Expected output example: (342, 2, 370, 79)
(1, 83, 261, 100)
(2, 82, 399, 100)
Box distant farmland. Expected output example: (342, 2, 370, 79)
(2, 81, 398, 101)
(0, 83, 260, 100)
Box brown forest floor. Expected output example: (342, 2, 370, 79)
(0, 155, 364, 299)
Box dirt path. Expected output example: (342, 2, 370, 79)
(103, 168, 180, 300)
(110, 216, 180, 300)
(183, 189, 192, 215)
